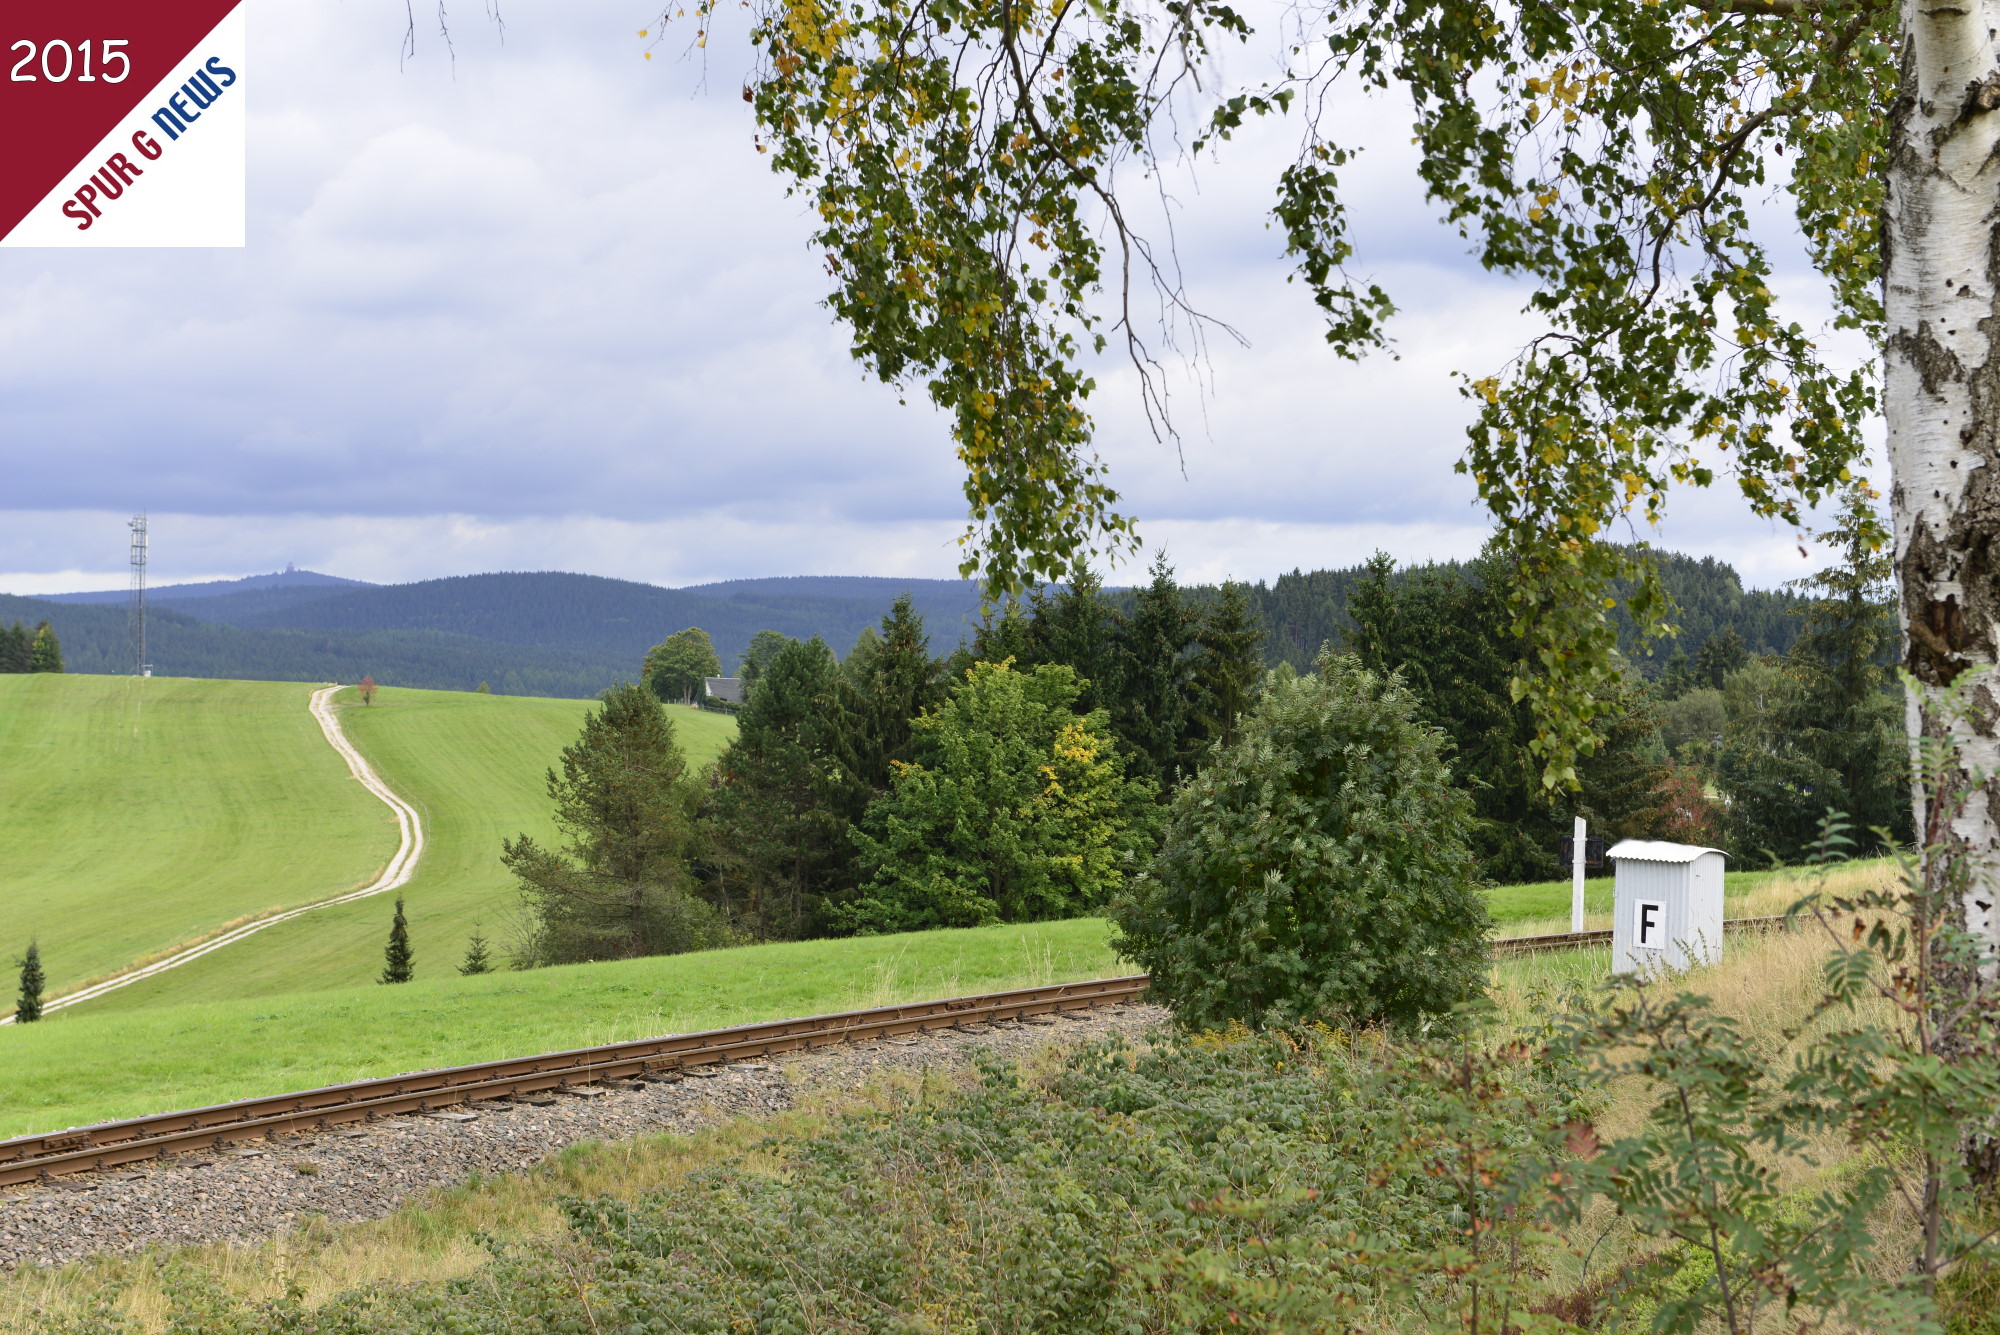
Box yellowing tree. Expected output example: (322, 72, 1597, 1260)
(711, 0, 2000, 965)
(839, 659, 1155, 932)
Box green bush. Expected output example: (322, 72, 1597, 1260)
(837, 659, 1157, 933)
(1112, 650, 1491, 1031)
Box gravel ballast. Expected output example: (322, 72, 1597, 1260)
(0, 1003, 1164, 1270)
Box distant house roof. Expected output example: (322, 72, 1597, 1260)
(704, 676, 744, 704)
(1606, 840, 1727, 864)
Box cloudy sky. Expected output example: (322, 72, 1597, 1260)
(0, 0, 1871, 595)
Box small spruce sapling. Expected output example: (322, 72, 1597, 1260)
(15, 942, 43, 1022)
(458, 929, 493, 976)
(380, 898, 414, 984)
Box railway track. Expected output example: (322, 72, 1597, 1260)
(0, 976, 1148, 1188)
(1486, 914, 1791, 957)
(2, 916, 1799, 1188)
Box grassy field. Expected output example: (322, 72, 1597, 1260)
(0, 676, 391, 1001)
(0, 917, 1122, 1138)
(0, 856, 1886, 1137)
(81, 685, 736, 1012)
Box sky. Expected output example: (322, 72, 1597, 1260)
(0, 0, 1873, 596)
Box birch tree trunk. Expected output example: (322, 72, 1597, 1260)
(1887, 0, 2000, 978)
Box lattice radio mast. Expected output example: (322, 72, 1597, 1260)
(128, 513, 149, 677)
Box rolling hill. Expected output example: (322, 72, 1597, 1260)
(0, 677, 734, 1015)
(0, 675, 393, 1000)
(4, 548, 1807, 698)
(4, 573, 994, 697)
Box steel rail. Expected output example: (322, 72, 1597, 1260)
(1487, 914, 1793, 956)
(0, 916, 1801, 1188)
(0, 976, 1148, 1187)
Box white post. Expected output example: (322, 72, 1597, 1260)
(1571, 816, 1586, 934)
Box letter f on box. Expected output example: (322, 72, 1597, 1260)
(1636, 900, 1664, 950)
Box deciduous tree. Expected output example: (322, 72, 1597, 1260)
(732, 0, 2000, 924)
(643, 628, 722, 705)
(1112, 651, 1489, 1031)
(357, 675, 377, 705)
(841, 660, 1155, 932)
(29, 622, 62, 674)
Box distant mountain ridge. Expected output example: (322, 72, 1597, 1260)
(42, 567, 375, 604)
(1, 570, 996, 697)
(2, 553, 1806, 698)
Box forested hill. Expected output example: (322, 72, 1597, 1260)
(0, 595, 622, 698)
(2, 552, 1800, 697)
(41, 567, 373, 604)
(0, 573, 995, 697)
(1211, 548, 1806, 674)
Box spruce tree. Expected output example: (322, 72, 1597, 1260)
(0, 623, 30, 674)
(1691, 627, 1748, 692)
(457, 929, 493, 975)
(380, 898, 414, 983)
(16, 941, 44, 1022)
(1023, 572, 1122, 714)
(1189, 580, 1264, 754)
(706, 637, 850, 938)
(501, 684, 729, 965)
(837, 595, 948, 797)
(28, 622, 62, 674)
(1112, 555, 1198, 785)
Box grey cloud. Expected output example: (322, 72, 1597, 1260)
(0, 0, 1875, 592)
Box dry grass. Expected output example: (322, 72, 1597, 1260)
(1508, 857, 1923, 1324)
(1496, 860, 1895, 941)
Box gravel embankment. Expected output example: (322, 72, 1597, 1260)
(0, 1003, 1164, 1270)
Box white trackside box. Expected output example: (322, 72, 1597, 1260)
(1606, 840, 1727, 976)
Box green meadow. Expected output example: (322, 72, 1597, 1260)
(0, 917, 1123, 1137)
(0, 670, 1895, 1140)
(0, 675, 390, 999)
(75, 684, 735, 1012)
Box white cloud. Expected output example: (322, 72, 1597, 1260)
(0, 0, 1877, 594)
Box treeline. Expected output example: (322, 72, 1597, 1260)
(500, 561, 1263, 962)
(0, 595, 621, 697)
(0, 620, 63, 673)
(1147, 546, 1805, 674)
(3, 550, 1804, 701)
(1340, 541, 1907, 880)
(494, 535, 1908, 966)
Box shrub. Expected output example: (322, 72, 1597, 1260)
(838, 659, 1157, 933)
(1112, 649, 1490, 1031)
(54, 1027, 1580, 1333)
